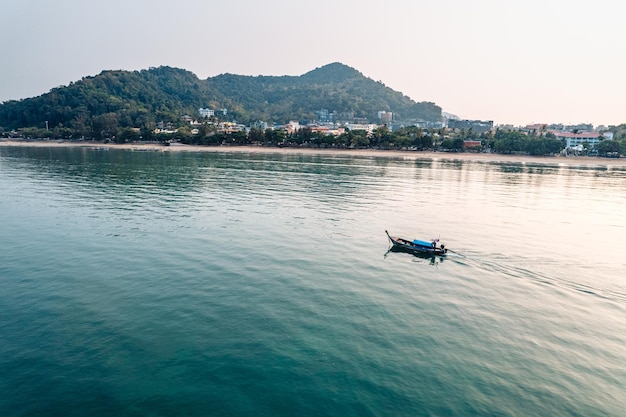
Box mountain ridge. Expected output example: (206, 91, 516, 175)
(0, 63, 442, 134)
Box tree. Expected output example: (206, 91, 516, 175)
(440, 138, 454, 150)
(70, 113, 91, 138)
(493, 131, 527, 154)
(452, 137, 465, 151)
(542, 137, 563, 155)
(344, 130, 369, 148)
(595, 140, 621, 155)
(91, 112, 119, 139)
(421, 133, 434, 150)
(229, 130, 249, 145)
(264, 128, 286, 145)
(118, 127, 140, 143)
(370, 125, 391, 148)
(198, 122, 217, 139)
(248, 127, 264, 143)
(174, 125, 192, 142)
(140, 127, 156, 142)
(393, 134, 412, 148)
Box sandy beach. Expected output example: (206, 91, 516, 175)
(1, 139, 624, 167)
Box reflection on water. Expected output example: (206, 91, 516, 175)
(384, 246, 447, 266)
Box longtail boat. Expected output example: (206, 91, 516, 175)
(385, 230, 448, 256)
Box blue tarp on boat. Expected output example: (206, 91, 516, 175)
(413, 239, 433, 247)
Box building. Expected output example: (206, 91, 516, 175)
(283, 121, 301, 134)
(524, 124, 548, 135)
(414, 121, 444, 129)
(198, 108, 214, 118)
(345, 123, 378, 135)
(447, 119, 493, 134)
(219, 122, 245, 133)
(315, 109, 334, 123)
(251, 121, 268, 130)
(335, 111, 356, 124)
(199, 108, 227, 118)
(308, 125, 346, 136)
(549, 130, 602, 148)
(567, 123, 594, 132)
(378, 111, 393, 123)
(547, 123, 594, 133)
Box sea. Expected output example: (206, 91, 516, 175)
(1, 145, 625, 417)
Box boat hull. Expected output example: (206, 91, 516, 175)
(385, 231, 447, 257)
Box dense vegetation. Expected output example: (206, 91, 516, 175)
(0, 63, 441, 138)
(594, 138, 626, 156)
(181, 125, 439, 150)
(0, 67, 214, 136)
(177, 126, 568, 156)
(206, 63, 442, 124)
(488, 130, 563, 155)
(602, 123, 626, 155)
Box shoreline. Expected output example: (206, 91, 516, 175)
(1, 139, 624, 167)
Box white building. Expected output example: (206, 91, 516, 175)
(550, 130, 602, 148)
(345, 123, 379, 135)
(199, 108, 215, 118)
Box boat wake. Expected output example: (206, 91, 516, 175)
(448, 250, 626, 304)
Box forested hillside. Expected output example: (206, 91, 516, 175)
(0, 63, 441, 137)
(206, 63, 441, 123)
(0, 67, 217, 135)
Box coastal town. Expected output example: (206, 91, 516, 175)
(3, 109, 623, 158)
(1, 63, 623, 158)
(109, 108, 624, 158)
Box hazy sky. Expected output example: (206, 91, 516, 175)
(2, 0, 624, 126)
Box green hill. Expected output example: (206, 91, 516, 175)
(209, 63, 441, 123)
(0, 63, 441, 136)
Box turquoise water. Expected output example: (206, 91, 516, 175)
(1, 146, 625, 416)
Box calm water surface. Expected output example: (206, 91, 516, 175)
(1, 146, 625, 416)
